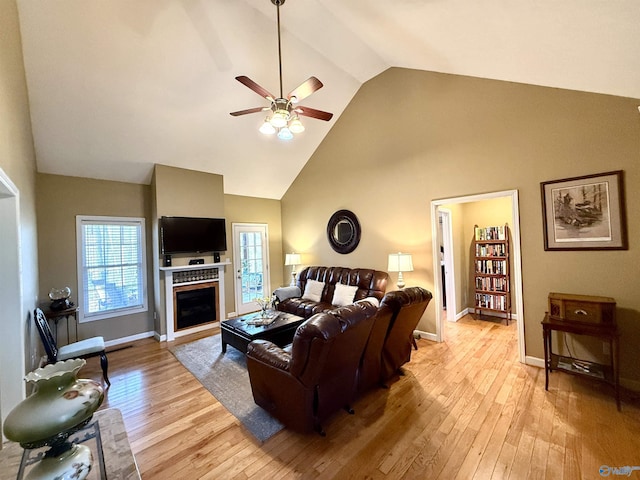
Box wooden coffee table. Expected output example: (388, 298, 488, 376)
(221, 311, 305, 354)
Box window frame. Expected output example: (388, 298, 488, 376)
(76, 215, 148, 323)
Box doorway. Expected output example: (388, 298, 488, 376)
(0, 168, 24, 432)
(232, 223, 270, 316)
(438, 209, 455, 322)
(430, 190, 525, 363)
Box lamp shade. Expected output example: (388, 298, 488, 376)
(289, 117, 305, 133)
(259, 119, 276, 135)
(277, 127, 293, 140)
(285, 253, 301, 266)
(270, 110, 289, 128)
(388, 252, 413, 272)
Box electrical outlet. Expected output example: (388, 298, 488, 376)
(603, 343, 611, 355)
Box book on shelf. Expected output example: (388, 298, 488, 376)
(475, 243, 506, 257)
(474, 225, 506, 241)
(475, 259, 506, 275)
(475, 292, 507, 310)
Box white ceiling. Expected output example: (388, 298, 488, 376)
(17, 0, 640, 199)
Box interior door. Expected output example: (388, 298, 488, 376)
(439, 209, 456, 323)
(232, 223, 270, 316)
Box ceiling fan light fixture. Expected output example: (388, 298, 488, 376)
(289, 116, 305, 133)
(277, 126, 293, 140)
(230, 0, 333, 138)
(270, 109, 289, 128)
(259, 118, 276, 134)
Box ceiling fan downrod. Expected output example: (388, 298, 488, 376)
(272, 0, 285, 99)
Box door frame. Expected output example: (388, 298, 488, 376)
(430, 189, 525, 363)
(438, 208, 456, 322)
(0, 168, 25, 434)
(232, 222, 270, 316)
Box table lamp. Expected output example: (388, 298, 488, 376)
(285, 253, 301, 287)
(388, 252, 413, 289)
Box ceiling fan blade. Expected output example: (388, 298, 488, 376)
(229, 107, 268, 117)
(287, 77, 323, 103)
(235, 76, 275, 101)
(295, 106, 333, 121)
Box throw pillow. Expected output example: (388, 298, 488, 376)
(332, 283, 359, 307)
(355, 296, 380, 308)
(302, 279, 324, 302)
(273, 286, 301, 302)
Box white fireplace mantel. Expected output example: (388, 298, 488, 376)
(160, 261, 231, 341)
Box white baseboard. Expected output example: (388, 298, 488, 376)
(621, 377, 640, 393)
(415, 330, 438, 342)
(525, 355, 545, 368)
(104, 331, 155, 348)
(524, 355, 640, 393)
(108, 324, 219, 345)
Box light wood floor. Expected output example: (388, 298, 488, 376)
(83, 316, 640, 479)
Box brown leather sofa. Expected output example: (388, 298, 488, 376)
(246, 301, 378, 434)
(274, 266, 389, 318)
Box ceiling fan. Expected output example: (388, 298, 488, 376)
(230, 0, 333, 140)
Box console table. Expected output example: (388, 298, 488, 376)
(542, 314, 620, 410)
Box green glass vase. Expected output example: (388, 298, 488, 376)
(3, 358, 104, 480)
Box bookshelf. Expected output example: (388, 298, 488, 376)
(473, 224, 511, 324)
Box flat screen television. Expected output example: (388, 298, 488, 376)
(160, 216, 227, 254)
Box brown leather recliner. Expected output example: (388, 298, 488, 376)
(356, 300, 396, 394)
(379, 287, 433, 382)
(276, 266, 388, 319)
(246, 301, 378, 434)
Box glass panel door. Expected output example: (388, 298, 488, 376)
(232, 223, 270, 315)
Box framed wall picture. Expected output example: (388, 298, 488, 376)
(541, 170, 628, 251)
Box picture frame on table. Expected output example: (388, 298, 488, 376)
(540, 170, 628, 251)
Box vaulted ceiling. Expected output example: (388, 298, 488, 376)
(17, 0, 640, 199)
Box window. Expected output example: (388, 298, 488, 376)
(76, 216, 148, 322)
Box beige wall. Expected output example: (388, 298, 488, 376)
(281, 67, 640, 384)
(154, 164, 225, 219)
(35, 167, 283, 343)
(36, 174, 154, 341)
(0, 0, 40, 429)
(224, 194, 283, 316)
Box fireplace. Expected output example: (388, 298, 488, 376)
(173, 282, 219, 331)
(160, 263, 229, 341)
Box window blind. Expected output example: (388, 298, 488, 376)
(77, 216, 147, 322)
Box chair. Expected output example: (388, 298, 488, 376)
(379, 287, 433, 382)
(356, 300, 396, 395)
(34, 307, 111, 386)
(246, 302, 377, 435)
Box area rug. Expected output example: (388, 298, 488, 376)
(169, 334, 283, 442)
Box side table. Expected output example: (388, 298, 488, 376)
(0, 408, 140, 480)
(39, 304, 79, 344)
(542, 313, 620, 410)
